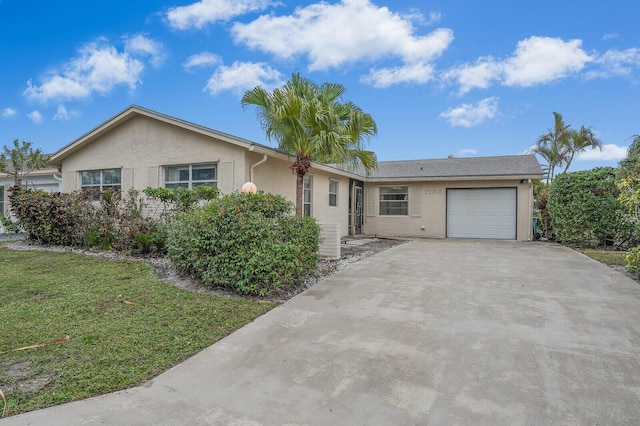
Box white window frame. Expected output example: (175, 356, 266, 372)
(379, 186, 409, 216)
(303, 175, 313, 217)
(80, 169, 122, 192)
(164, 163, 218, 190)
(329, 179, 339, 207)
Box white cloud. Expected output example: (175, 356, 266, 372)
(587, 48, 640, 79)
(124, 33, 165, 67)
(183, 52, 222, 71)
(401, 9, 441, 26)
(577, 143, 627, 161)
(27, 110, 43, 125)
(439, 97, 499, 127)
(502, 37, 593, 87)
(603, 33, 620, 40)
(456, 148, 478, 157)
(53, 104, 76, 121)
(425, 11, 442, 25)
(447, 36, 593, 94)
(204, 61, 283, 95)
(166, 0, 275, 30)
(2, 107, 16, 118)
(24, 39, 145, 102)
(361, 62, 435, 88)
(444, 56, 502, 94)
(232, 0, 454, 77)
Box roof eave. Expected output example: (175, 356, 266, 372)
(366, 173, 543, 183)
(49, 105, 259, 166)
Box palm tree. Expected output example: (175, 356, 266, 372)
(627, 134, 640, 158)
(531, 112, 571, 184)
(532, 112, 603, 183)
(619, 134, 640, 174)
(561, 125, 602, 173)
(242, 73, 377, 215)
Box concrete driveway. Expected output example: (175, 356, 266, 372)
(3, 240, 640, 425)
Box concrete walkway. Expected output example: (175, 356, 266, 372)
(3, 240, 640, 425)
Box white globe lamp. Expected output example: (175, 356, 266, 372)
(241, 182, 257, 194)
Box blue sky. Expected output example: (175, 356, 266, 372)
(1, 0, 638, 171)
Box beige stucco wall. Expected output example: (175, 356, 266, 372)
(59, 116, 247, 194)
(57, 118, 352, 237)
(364, 179, 534, 241)
(248, 152, 350, 236)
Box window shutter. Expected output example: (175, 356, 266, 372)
(148, 167, 159, 187)
(366, 186, 376, 217)
(122, 168, 134, 191)
(219, 162, 233, 194)
(411, 185, 422, 217)
(65, 171, 77, 192)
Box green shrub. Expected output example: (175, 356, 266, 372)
(626, 246, 640, 275)
(144, 186, 219, 214)
(10, 188, 164, 254)
(165, 191, 320, 296)
(10, 189, 90, 246)
(548, 167, 631, 247)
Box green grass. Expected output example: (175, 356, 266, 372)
(580, 249, 628, 267)
(0, 248, 277, 417)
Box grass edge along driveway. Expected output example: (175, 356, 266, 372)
(0, 248, 277, 417)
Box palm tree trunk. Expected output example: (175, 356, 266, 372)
(296, 172, 304, 216)
(562, 153, 575, 174)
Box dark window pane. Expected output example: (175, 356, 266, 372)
(193, 165, 216, 181)
(103, 169, 121, 185)
(81, 171, 101, 185)
(165, 166, 188, 182)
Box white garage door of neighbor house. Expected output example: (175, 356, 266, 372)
(447, 188, 517, 240)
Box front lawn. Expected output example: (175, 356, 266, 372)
(580, 249, 627, 267)
(0, 248, 277, 417)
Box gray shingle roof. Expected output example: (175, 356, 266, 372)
(335, 154, 542, 179)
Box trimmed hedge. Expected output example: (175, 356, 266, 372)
(548, 167, 631, 247)
(165, 192, 320, 296)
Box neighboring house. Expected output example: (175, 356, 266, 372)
(0, 166, 61, 228)
(47, 105, 542, 241)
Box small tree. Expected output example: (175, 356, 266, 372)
(617, 135, 640, 244)
(242, 73, 377, 215)
(0, 139, 49, 187)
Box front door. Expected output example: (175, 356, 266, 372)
(354, 186, 363, 235)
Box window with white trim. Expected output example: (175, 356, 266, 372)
(165, 164, 217, 190)
(303, 175, 313, 216)
(379, 186, 409, 216)
(81, 169, 122, 192)
(329, 179, 339, 207)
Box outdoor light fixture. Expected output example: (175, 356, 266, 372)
(241, 182, 257, 194)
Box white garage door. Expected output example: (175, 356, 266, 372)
(447, 188, 517, 239)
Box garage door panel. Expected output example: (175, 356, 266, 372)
(447, 188, 516, 239)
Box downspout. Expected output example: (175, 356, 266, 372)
(250, 155, 268, 183)
(53, 173, 62, 192)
